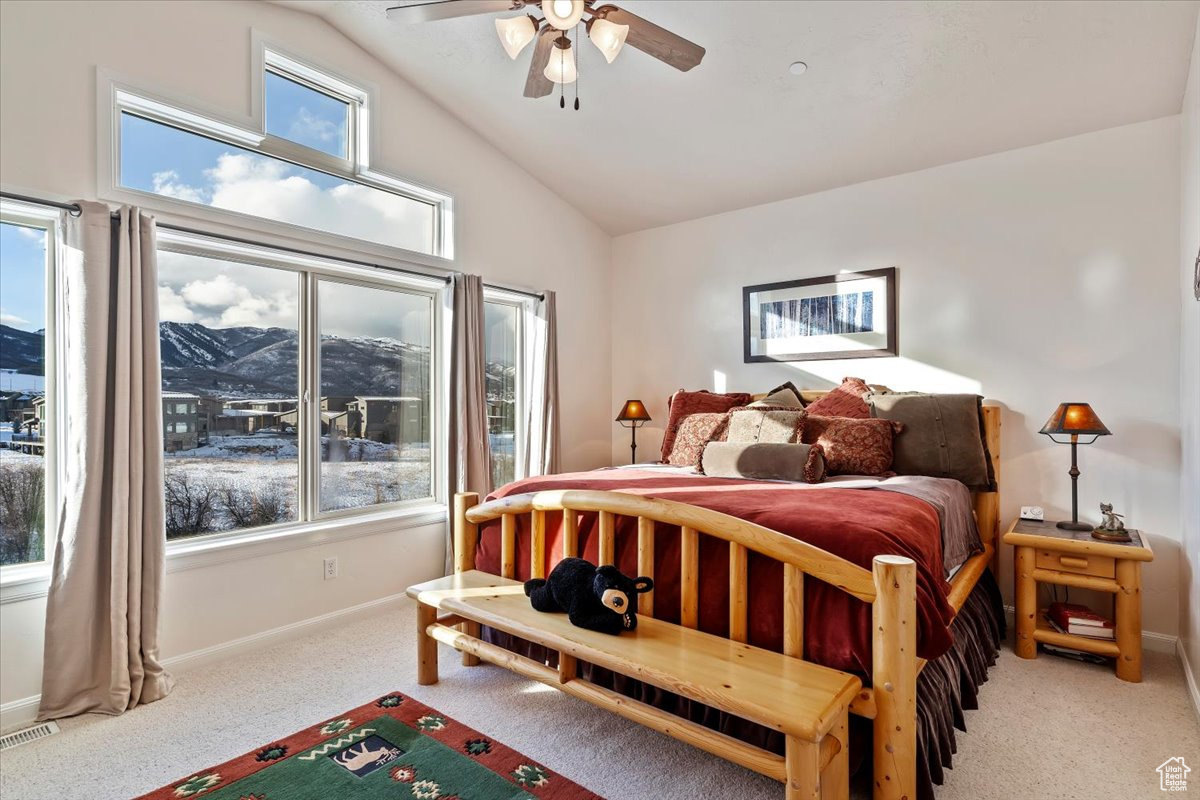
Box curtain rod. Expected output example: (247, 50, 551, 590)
(0, 190, 545, 300)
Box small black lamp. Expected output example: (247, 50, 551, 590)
(616, 400, 651, 464)
(1039, 402, 1111, 531)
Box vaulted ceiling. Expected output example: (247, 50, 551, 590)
(279, 1, 1200, 234)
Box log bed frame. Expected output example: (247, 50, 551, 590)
(416, 405, 1000, 800)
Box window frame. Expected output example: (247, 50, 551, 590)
(96, 47, 455, 263)
(0, 200, 61, 586)
(482, 289, 534, 486)
(156, 229, 446, 551)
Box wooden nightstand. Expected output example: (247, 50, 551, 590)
(1003, 517, 1153, 682)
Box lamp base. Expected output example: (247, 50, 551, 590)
(1056, 520, 1094, 532)
(1091, 528, 1133, 543)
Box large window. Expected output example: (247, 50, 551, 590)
(0, 207, 56, 567)
(158, 233, 440, 542)
(107, 49, 452, 258)
(484, 296, 524, 488)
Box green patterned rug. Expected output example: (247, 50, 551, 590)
(136, 692, 602, 799)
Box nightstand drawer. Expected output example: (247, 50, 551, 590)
(1035, 549, 1115, 578)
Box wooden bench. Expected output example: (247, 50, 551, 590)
(407, 490, 921, 800)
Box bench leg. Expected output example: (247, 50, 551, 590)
(820, 710, 849, 800)
(416, 602, 438, 685)
(785, 735, 820, 800)
(461, 621, 481, 667)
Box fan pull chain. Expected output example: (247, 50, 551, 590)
(574, 22, 580, 110)
(559, 39, 565, 109)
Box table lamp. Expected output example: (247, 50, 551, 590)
(616, 400, 651, 464)
(1039, 402, 1111, 531)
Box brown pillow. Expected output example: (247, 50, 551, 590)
(802, 377, 873, 418)
(748, 387, 804, 408)
(867, 392, 993, 489)
(666, 412, 731, 467)
(802, 415, 903, 476)
(702, 442, 826, 483)
(725, 408, 806, 444)
(766, 381, 806, 406)
(660, 389, 753, 461)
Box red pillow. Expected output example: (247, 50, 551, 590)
(666, 412, 730, 466)
(661, 390, 753, 462)
(802, 415, 903, 476)
(802, 377, 873, 418)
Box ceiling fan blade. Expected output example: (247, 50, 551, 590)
(524, 26, 557, 98)
(593, 6, 705, 72)
(385, 0, 522, 24)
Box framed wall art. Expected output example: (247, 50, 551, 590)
(743, 267, 897, 362)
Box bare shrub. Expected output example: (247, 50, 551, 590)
(164, 472, 217, 538)
(218, 482, 290, 529)
(0, 462, 45, 565)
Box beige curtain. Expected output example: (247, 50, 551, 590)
(445, 273, 492, 573)
(523, 291, 560, 477)
(39, 203, 173, 720)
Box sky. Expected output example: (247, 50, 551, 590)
(0, 222, 46, 332)
(159, 250, 432, 346)
(120, 76, 436, 255)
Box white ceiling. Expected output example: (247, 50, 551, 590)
(279, 0, 1200, 235)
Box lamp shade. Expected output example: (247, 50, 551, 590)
(543, 36, 577, 84)
(542, 0, 584, 30)
(495, 15, 537, 60)
(588, 18, 629, 63)
(616, 399, 651, 423)
(1039, 403, 1111, 439)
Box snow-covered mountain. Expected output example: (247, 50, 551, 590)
(0, 324, 44, 374)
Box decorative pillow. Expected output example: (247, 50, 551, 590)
(766, 381, 806, 406)
(802, 377, 873, 418)
(867, 392, 994, 490)
(802, 415, 903, 476)
(666, 412, 731, 467)
(660, 390, 753, 462)
(702, 442, 826, 483)
(748, 386, 804, 408)
(725, 408, 806, 444)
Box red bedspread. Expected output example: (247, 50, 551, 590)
(476, 469, 955, 676)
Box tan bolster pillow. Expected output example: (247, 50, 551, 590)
(701, 442, 826, 483)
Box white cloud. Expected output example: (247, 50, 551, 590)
(0, 309, 32, 327)
(157, 285, 196, 324)
(13, 226, 43, 242)
(182, 274, 251, 308)
(289, 107, 343, 146)
(152, 170, 206, 203)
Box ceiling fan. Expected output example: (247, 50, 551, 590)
(385, 1, 705, 103)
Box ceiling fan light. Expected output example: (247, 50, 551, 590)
(495, 15, 537, 60)
(543, 36, 577, 84)
(588, 18, 629, 64)
(541, 0, 584, 31)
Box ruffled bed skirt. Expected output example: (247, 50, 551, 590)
(483, 568, 1005, 799)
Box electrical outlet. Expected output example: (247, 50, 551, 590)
(323, 557, 338, 580)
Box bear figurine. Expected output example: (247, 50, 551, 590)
(524, 557, 654, 635)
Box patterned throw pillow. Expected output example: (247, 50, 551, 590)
(802, 377, 873, 418)
(725, 408, 806, 444)
(802, 415, 904, 476)
(667, 412, 731, 466)
(660, 390, 753, 462)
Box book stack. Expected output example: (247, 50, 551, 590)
(1046, 602, 1114, 640)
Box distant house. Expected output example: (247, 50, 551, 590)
(0, 390, 40, 426)
(345, 396, 421, 444)
(215, 398, 298, 435)
(162, 391, 200, 452)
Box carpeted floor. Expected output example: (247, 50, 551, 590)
(1, 598, 1197, 800)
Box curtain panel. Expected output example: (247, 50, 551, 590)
(445, 273, 492, 573)
(39, 202, 173, 719)
(523, 290, 560, 478)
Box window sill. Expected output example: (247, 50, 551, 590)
(0, 503, 447, 605)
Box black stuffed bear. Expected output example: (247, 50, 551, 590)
(524, 557, 653, 635)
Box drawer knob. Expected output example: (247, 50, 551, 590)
(1059, 555, 1089, 569)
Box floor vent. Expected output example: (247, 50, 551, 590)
(0, 720, 59, 751)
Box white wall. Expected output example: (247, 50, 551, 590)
(1179, 15, 1200, 706)
(0, 0, 611, 720)
(611, 117, 1183, 637)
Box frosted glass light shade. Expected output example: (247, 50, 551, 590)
(543, 38, 577, 84)
(588, 18, 629, 63)
(542, 0, 584, 31)
(495, 15, 537, 60)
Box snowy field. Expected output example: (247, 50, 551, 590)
(164, 434, 431, 538)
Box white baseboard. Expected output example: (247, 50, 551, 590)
(1001, 605, 1178, 654)
(0, 590, 410, 734)
(1179, 639, 1200, 724)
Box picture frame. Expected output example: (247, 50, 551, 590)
(743, 267, 898, 362)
